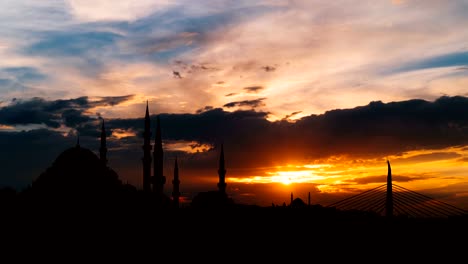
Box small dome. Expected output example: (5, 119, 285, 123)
(291, 198, 307, 208)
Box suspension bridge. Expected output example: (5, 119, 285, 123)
(327, 160, 468, 218)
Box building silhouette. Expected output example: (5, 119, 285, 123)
(28, 120, 124, 203)
(152, 115, 166, 198)
(26, 102, 234, 209)
(142, 101, 152, 193)
(99, 119, 107, 166)
(172, 157, 180, 208)
(190, 143, 234, 208)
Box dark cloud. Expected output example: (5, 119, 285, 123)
(173, 71, 182, 78)
(223, 98, 267, 108)
(262, 66, 276, 72)
(196, 106, 214, 114)
(0, 95, 134, 129)
(62, 109, 91, 128)
(154, 95, 468, 169)
(4, 95, 468, 172)
(243, 86, 264, 93)
(189, 63, 219, 72)
(110, 95, 468, 167)
(0, 98, 62, 128)
(283, 111, 302, 121)
(225, 93, 237, 97)
(97, 95, 135, 106)
(291, 96, 468, 158)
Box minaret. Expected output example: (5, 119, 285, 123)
(217, 144, 226, 194)
(172, 157, 180, 208)
(142, 101, 152, 193)
(290, 192, 293, 205)
(153, 115, 165, 195)
(308, 192, 311, 207)
(386, 160, 393, 218)
(99, 119, 107, 166)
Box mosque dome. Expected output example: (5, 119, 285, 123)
(32, 144, 122, 198)
(290, 198, 307, 208)
(54, 145, 101, 168)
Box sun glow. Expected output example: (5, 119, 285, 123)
(269, 170, 325, 185)
(231, 164, 330, 185)
(231, 146, 468, 196)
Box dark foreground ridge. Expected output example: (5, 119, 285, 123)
(2, 197, 467, 261)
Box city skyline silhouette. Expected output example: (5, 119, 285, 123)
(1, 101, 466, 224)
(2, 4, 468, 248)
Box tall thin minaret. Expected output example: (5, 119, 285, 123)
(217, 144, 226, 194)
(142, 101, 152, 193)
(290, 192, 293, 204)
(172, 157, 180, 208)
(386, 160, 393, 218)
(99, 119, 107, 166)
(153, 115, 165, 195)
(308, 192, 311, 207)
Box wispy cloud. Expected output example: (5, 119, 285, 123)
(1, 0, 468, 121)
(243, 86, 264, 93)
(385, 51, 468, 75)
(223, 98, 267, 109)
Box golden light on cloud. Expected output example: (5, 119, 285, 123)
(231, 164, 331, 185)
(111, 128, 136, 139)
(0, 124, 14, 131)
(230, 146, 468, 199)
(164, 140, 213, 153)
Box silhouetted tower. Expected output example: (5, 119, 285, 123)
(290, 192, 293, 205)
(217, 144, 227, 194)
(99, 119, 107, 166)
(142, 101, 152, 193)
(308, 192, 311, 206)
(153, 115, 165, 195)
(172, 157, 180, 208)
(386, 160, 393, 218)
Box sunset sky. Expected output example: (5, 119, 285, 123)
(1, 0, 468, 209)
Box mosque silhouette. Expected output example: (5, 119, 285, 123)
(26, 102, 233, 209)
(9, 102, 467, 222)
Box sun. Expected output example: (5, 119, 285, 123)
(278, 175, 292, 185)
(229, 164, 329, 185)
(270, 170, 314, 185)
